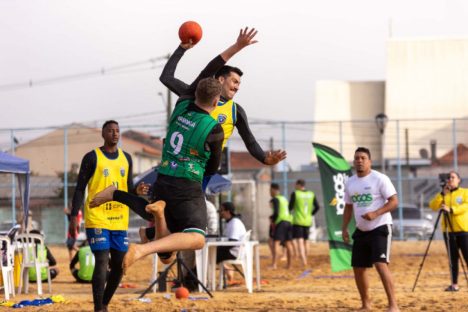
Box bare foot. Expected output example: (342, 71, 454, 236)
(356, 305, 372, 311)
(386, 306, 400, 312)
(268, 264, 277, 270)
(123, 243, 142, 274)
(139, 226, 149, 243)
(90, 185, 117, 208)
(145, 200, 166, 217)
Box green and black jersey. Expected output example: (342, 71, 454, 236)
(159, 99, 223, 182)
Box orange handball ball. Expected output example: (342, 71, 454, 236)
(175, 286, 190, 299)
(178, 21, 203, 44)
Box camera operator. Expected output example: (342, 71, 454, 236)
(429, 171, 468, 292)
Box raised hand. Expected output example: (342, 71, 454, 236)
(220, 26, 259, 61)
(180, 39, 195, 50)
(264, 149, 287, 166)
(235, 27, 258, 49)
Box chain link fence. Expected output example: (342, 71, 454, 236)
(1, 117, 467, 242)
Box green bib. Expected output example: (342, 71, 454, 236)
(293, 190, 315, 226)
(77, 246, 95, 281)
(159, 100, 218, 182)
(28, 245, 47, 282)
(275, 195, 292, 224)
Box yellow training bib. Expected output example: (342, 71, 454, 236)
(84, 148, 129, 230)
(210, 99, 236, 149)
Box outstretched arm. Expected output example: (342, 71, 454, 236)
(159, 46, 191, 97)
(236, 104, 286, 165)
(186, 27, 259, 94)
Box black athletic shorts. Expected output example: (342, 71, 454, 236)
(273, 221, 292, 243)
(216, 246, 237, 263)
(292, 225, 310, 240)
(153, 174, 207, 235)
(351, 224, 392, 268)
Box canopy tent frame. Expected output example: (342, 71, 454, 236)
(0, 152, 31, 229)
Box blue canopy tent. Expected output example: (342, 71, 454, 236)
(0, 152, 31, 228)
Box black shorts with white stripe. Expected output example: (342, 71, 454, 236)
(351, 224, 392, 268)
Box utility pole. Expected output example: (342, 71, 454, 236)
(269, 137, 274, 179)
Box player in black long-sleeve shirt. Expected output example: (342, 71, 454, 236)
(90, 28, 286, 259)
(160, 27, 286, 166)
(90, 27, 284, 224)
(69, 120, 150, 312)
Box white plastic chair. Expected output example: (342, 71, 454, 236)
(16, 233, 52, 295)
(218, 230, 255, 292)
(0, 235, 15, 300)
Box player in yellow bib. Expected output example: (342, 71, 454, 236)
(289, 179, 320, 267)
(69, 120, 148, 312)
(160, 27, 286, 164)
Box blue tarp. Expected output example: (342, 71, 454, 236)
(0, 151, 29, 174)
(0, 152, 30, 227)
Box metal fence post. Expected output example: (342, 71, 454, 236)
(281, 122, 288, 196)
(64, 127, 68, 237)
(396, 120, 403, 240)
(10, 130, 16, 225)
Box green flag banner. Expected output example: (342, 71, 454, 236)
(312, 142, 355, 272)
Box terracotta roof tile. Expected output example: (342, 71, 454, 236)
(437, 143, 468, 165)
(230, 151, 267, 170)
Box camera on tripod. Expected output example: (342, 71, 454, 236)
(439, 173, 451, 188)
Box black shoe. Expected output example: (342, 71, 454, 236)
(445, 285, 459, 292)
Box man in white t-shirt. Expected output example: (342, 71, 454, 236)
(217, 202, 247, 284)
(342, 147, 400, 312)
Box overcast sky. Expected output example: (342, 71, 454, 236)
(1, 0, 468, 167)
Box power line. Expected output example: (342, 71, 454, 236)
(0, 55, 168, 92)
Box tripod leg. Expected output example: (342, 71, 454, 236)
(412, 209, 442, 292)
(179, 258, 214, 298)
(232, 264, 245, 278)
(139, 259, 178, 299)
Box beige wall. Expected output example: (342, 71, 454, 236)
(15, 127, 159, 176)
(313, 80, 385, 160)
(386, 38, 468, 158)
